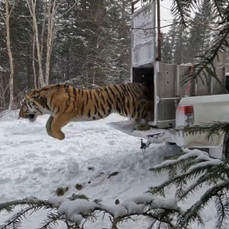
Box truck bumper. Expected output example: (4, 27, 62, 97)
(108, 120, 225, 157)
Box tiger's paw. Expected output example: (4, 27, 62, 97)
(46, 127, 65, 140)
(52, 131, 65, 140)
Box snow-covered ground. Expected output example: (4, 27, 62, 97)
(0, 111, 217, 228)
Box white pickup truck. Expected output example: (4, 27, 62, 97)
(174, 94, 229, 159)
(145, 94, 229, 160)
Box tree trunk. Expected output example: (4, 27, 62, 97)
(5, 0, 14, 110)
(45, 0, 57, 85)
(27, 0, 45, 87)
(27, 0, 59, 87)
(32, 34, 38, 89)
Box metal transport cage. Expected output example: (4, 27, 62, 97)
(131, 0, 229, 129)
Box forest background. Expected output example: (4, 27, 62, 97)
(0, 0, 217, 110)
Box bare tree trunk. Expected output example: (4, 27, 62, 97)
(45, 0, 57, 85)
(27, 0, 75, 88)
(27, 0, 45, 87)
(5, 0, 14, 110)
(27, 0, 60, 87)
(32, 35, 38, 89)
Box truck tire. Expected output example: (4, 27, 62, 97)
(223, 132, 229, 160)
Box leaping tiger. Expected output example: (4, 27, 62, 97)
(19, 83, 154, 140)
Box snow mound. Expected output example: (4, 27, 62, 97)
(0, 110, 19, 120)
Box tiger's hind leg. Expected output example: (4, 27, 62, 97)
(134, 118, 151, 131)
(48, 113, 74, 140)
(46, 116, 54, 137)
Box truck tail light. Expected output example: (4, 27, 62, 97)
(183, 105, 194, 125)
(184, 105, 194, 115)
(177, 105, 194, 126)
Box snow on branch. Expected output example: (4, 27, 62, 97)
(150, 149, 211, 172)
(0, 194, 180, 229)
(149, 149, 223, 196)
(149, 148, 229, 228)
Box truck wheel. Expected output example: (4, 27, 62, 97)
(223, 132, 229, 160)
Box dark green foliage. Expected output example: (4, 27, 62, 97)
(149, 147, 229, 228)
(183, 122, 229, 140)
(171, 0, 229, 84)
(50, 0, 131, 86)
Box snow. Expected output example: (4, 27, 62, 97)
(152, 149, 212, 170)
(152, 197, 179, 211)
(58, 199, 97, 223)
(49, 193, 178, 223)
(48, 196, 66, 207)
(121, 199, 144, 214)
(0, 111, 221, 228)
(187, 160, 222, 173)
(102, 204, 128, 218)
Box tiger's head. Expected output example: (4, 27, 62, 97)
(19, 89, 48, 122)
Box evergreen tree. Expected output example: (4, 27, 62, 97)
(172, 0, 229, 82)
(0, 0, 132, 109)
(173, 27, 189, 64)
(186, 0, 212, 63)
(52, 0, 131, 86)
(161, 33, 173, 63)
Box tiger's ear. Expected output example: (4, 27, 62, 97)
(30, 89, 36, 93)
(30, 89, 41, 98)
(27, 88, 37, 96)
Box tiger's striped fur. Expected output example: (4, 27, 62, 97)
(19, 83, 154, 140)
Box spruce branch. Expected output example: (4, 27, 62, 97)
(175, 1, 229, 87)
(0, 197, 52, 213)
(149, 149, 213, 173)
(149, 142, 229, 227)
(39, 212, 64, 229)
(149, 151, 222, 198)
(149, 164, 204, 198)
(0, 194, 180, 229)
(183, 122, 229, 141)
(215, 193, 227, 229)
(214, 190, 229, 229)
(1, 206, 43, 229)
(177, 181, 229, 228)
(180, 160, 229, 200)
(172, 0, 200, 27)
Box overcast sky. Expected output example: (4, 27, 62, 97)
(160, 0, 173, 32)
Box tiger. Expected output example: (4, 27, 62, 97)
(19, 83, 154, 140)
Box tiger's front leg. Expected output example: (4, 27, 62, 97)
(48, 113, 74, 140)
(46, 116, 54, 137)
